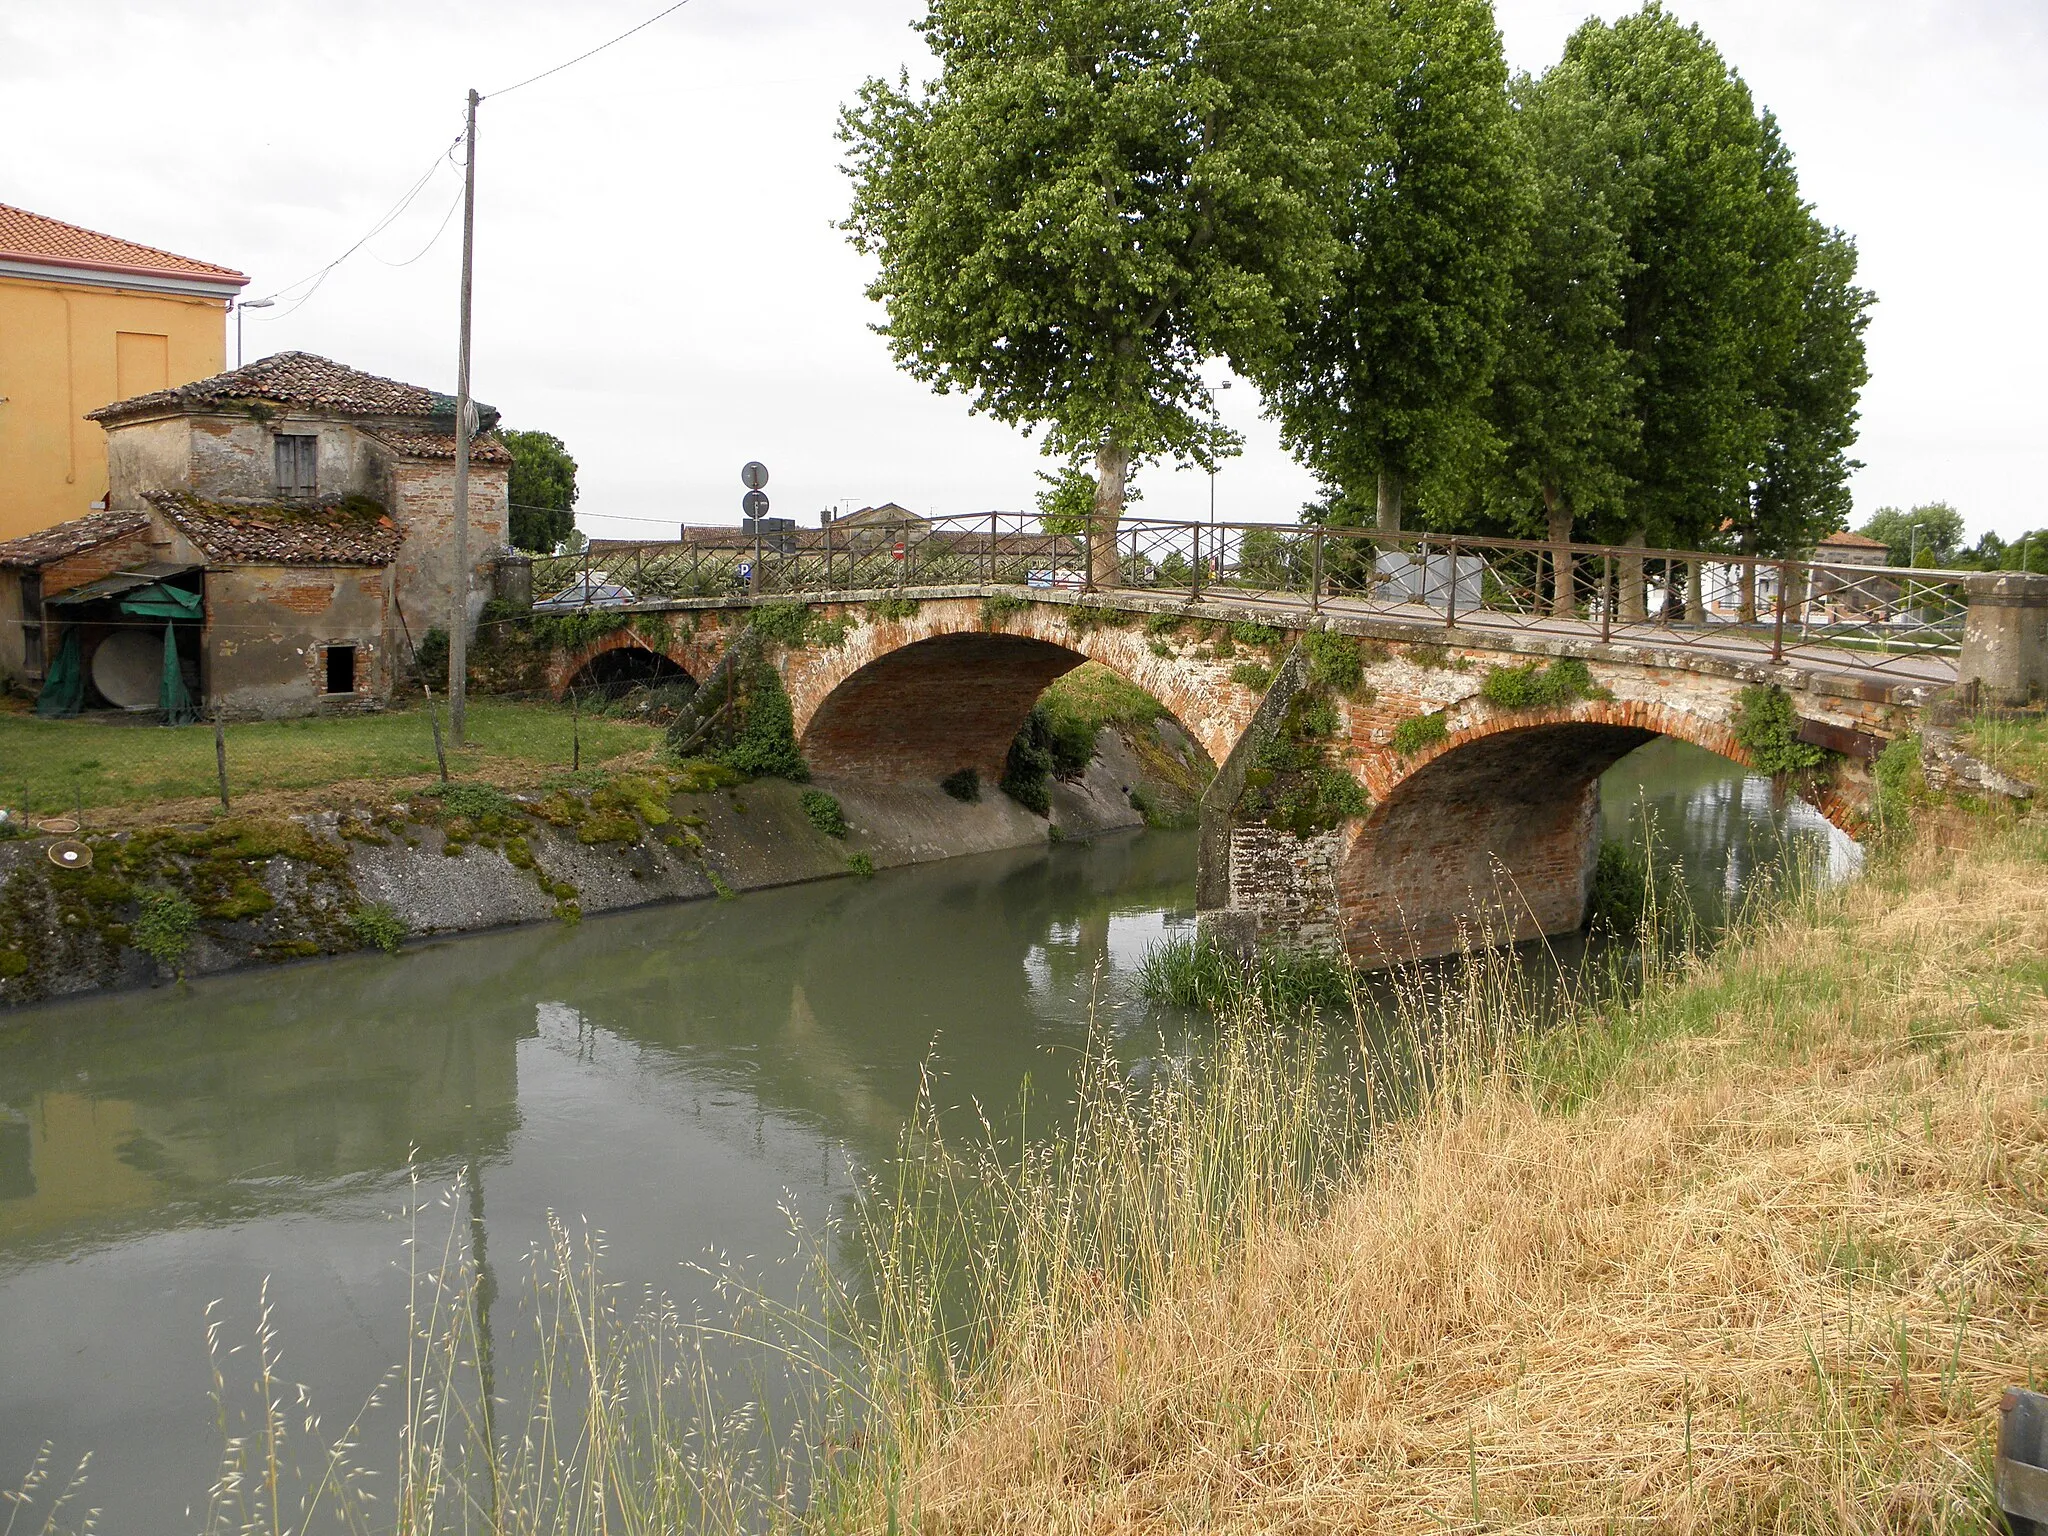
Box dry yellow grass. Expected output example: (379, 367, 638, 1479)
(866, 827, 2048, 1533)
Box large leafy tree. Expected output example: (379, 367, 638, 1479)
(1859, 502, 1965, 567)
(841, 0, 1369, 585)
(1738, 206, 1873, 565)
(1536, 6, 1870, 619)
(502, 429, 579, 554)
(1485, 59, 1640, 613)
(1257, 0, 1525, 534)
(1563, 6, 1786, 560)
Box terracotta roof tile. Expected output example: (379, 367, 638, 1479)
(1819, 530, 1890, 550)
(90, 351, 498, 429)
(148, 491, 402, 566)
(364, 427, 513, 464)
(0, 202, 245, 286)
(0, 509, 154, 569)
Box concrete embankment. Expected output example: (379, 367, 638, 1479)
(0, 723, 1201, 1012)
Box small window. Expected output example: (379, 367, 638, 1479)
(275, 434, 318, 497)
(324, 644, 357, 696)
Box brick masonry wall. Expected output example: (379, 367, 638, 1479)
(390, 460, 509, 642)
(534, 598, 1913, 963)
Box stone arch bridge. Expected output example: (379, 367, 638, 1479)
(531, 583, 2016, 965)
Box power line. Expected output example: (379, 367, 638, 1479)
(485, 0, 695, 100)
(246, 132, 465, 316)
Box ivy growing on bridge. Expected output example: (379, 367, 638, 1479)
(1241, 690, 1371, 839)
(1731, 686, 1831, 778)
(1478, 656, 1611, 711)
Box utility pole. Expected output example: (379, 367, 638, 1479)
(449, 87, 479, 747)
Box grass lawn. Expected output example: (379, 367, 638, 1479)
(0, 698, 665, 819)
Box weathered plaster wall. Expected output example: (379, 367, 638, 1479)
(104, 416, 194, 507)
(203, 564, 391, 717)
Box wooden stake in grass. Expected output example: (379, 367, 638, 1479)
(213, 709, 231, 812)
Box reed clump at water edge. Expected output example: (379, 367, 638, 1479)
(12, 814, 2048, 1534)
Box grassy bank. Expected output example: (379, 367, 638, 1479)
(825, 817, 2047, 1532)
(0, 699, 662, 824)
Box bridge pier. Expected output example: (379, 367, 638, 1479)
(1960, 572, 2048, 707)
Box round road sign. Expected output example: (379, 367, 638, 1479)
(742, 489, 771, 518)
(741, 461, 769, 490)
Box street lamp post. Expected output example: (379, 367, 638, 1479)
(234, 298, 274, 368)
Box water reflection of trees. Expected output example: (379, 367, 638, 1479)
(0, 831, 1200, 1262)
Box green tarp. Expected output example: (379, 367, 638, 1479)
(34, 580, 201, 721)
(33, 628, 84, 718)
(159, 621, 196, 725)
(117, 583, 203, 621)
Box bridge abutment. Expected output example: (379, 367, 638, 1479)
(1960, 572, 2048, 707)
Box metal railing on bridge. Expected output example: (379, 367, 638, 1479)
(527, 513, 1972, 680)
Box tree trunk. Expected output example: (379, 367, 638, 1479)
(1543, 485, 1573, 618)
(1619, 525, 1648, 623)
(1738, 544, 1758, 625)
(1687, 560, 1704, 624)
(1088, 439, 1130, 589)
(1376, 468, 1403, 534)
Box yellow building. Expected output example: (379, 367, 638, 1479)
(0, 202, 246, 540)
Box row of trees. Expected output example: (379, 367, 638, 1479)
(841, 0, 1874, 586)
(1861, 502, 2048, 574)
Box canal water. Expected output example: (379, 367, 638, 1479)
(0, 738, 1852, 1530)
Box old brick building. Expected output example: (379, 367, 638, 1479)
(0, 351, 508, 717)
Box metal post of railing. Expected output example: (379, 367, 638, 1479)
(1084, 516, 1097, 594)
(581, 544, 593, 609)
(1600, 553, 1612, 644)
(1444, 538, 1459, 631)
(1772, 559, 1789, 663)
(1191, 522, 1203, 603)
(1310, 528, 1324, 615)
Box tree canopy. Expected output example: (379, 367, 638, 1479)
(1483, 57, 1640, 549)
(1859, 502, 1965, 567)
(1475, 5, 1873, 567)
(841, 0, 1369, 582)
(1257, 0, 1524, 532)
(502, 430, 580, 554)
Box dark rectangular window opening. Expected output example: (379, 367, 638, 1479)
(324, 644, 357, 696)
(275, 433, 318, 497)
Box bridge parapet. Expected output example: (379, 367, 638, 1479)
(529, 513, 2037, 706)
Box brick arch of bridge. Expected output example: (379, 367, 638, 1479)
(778, 599, 1257, 783)
(547, 625, 726, 698)
(1333, 698, 1863, 964)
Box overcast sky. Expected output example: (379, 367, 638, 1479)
(3, 1, 2041, 543)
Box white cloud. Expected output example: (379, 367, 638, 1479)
(4, 0, 2039, 539)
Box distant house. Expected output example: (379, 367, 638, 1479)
(0, 202, 247, 541)
(1814, 529, 1890, 566)
(824, 502, 925, 531)
(0, 351, 508, 719)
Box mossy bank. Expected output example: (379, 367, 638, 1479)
(0, 723, 1197, 1012)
